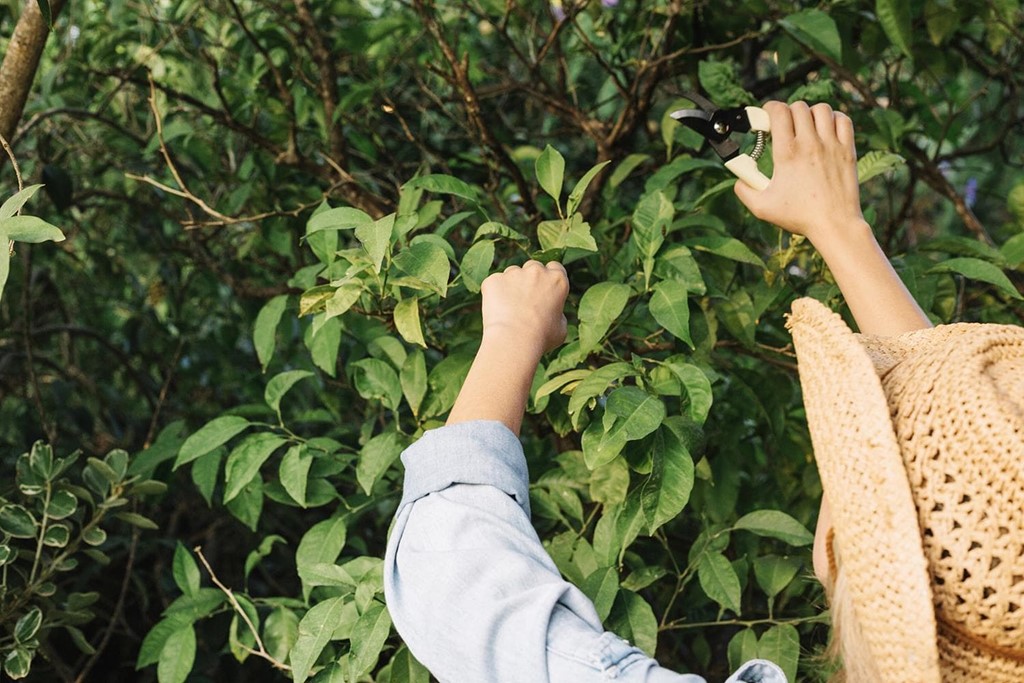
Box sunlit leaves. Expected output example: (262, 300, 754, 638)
(290, 597, 348, 683)
(876, 0, 913, 58)
(536, 145, 566, 208)
(577, 282, 631, 355)
(857, 150, 906, 184)
(734, 510, 814, 546)
(779, 9, 843, 62)
(176, 416, 252, 469)
(928, 257, 1023, 299)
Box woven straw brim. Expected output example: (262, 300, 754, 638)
(788, 298, 941, 682)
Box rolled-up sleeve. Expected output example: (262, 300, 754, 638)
(383, 420, 786, 683)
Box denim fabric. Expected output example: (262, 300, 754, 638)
(383, 420, 787, 683)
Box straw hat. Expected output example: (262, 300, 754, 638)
(786, 297, 1024, 682)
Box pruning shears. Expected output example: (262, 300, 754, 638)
(670, 93, 772, 191)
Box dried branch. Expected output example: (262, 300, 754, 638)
(194, 546, 292, 673)
(412, 0, 538, 216)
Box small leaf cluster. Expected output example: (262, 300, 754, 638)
(0, 443, 164, 680)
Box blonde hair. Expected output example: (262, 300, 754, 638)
(822, 531, 883, 683)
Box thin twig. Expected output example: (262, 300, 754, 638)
(73, 527, 140, 683)
(0, 133, 25, 190)
(193, 546, 292, 672)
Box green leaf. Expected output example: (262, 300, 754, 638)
(350, 601, 392, 676)
(728, 628, 760, 673)
(172, 543, 201, 598)
(254, 295, 289, 372)
(698, 552, 741, 613)
(389, 646, 430, 683)
(696, 59, 752, 108)
(401, 349, 428, 417)
(45, 489, 77, 519)
(640, 420, 695, 534)
(290, 597, 349, 683)
(927, 257, 1022, 299)
(586, 387, 665, 469)
(1001, 232, 1024, 268)
(3, 647, 32, 680)
(264, 370, 315, 414)
(589, 457, 630, 505)
(473, 221, 529, 244)
(225, 479, 263, 531)
(356, 431, 405, 495)
(734, 510, 814, 546)
(536, 145, 566, 207)
(392, 241, 450, 297)
(753, 555, 802, 599)
(0, 505, 37, 538)
(114, 511, 159, 530)
(460, 239, 495, 293)
(608, 153, 650, 190)
(280, 445, 313, 507)
(263, 607, 300, 664)
(137, 615, 191, 668)
(581, 567, 619, 621)
(14, 608, 42, 642)
(1, 215, 65, 243)
(355, 214, 394, 272)
(649, 281, 693, 348)
(83, 527, 108, 547)
(536, 213, 598, 253)
(176, 416, 252, 469)
(402, 174, 479, 202)
(684, 235, 765, 268)
(325, 283, 363, 320)
(876, 0, 914, 59)
(307, 316, 342, 377)
(351, 358, 403, 410)
(566, 160, 611, 217)
(393, 298, 427, 348)
(658, 359, 713, 422)
(567, 362, 639, 429)
(190, 448, 223, 507)
(857, 150, 906, 184)
(244, 534, 286, 581)
(778, 9, 843, 62)
(42, 523, 70, 547)
(577, 282, 632, 354)
(0, 185, 43, 220)
(620, 591, 658, 657)
(157, 624, 196, 683)
(223, 433, 288, 503)
(305, 207, 372, 235)
(757, 624, 800, 682)
(296, 517, 348, 598)
(925, 0, 960, 45)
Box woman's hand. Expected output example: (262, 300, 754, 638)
(480, 260, 570, 360)
(447, 260, 569, 434)
(734, 101, 865, 247)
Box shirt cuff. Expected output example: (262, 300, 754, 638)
(398, 420, 531, 517)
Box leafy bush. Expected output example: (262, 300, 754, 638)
(1, 0, 1022, 681)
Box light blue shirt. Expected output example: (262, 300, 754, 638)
(383, 420, 787, 683)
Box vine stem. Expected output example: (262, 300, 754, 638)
(1, 132, 21, 256)
(193, 546, 292, 672)
(660, 613, 829, 632)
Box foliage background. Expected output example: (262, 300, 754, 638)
(0, 0, 1023, 680)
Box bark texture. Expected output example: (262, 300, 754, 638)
(0, 0, 66, 143)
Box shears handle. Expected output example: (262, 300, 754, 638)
(727, 106, 771, 191)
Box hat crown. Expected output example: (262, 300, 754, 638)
(865, 326, 1024, 656)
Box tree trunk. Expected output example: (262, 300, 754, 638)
(0, 0, 67, 143)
